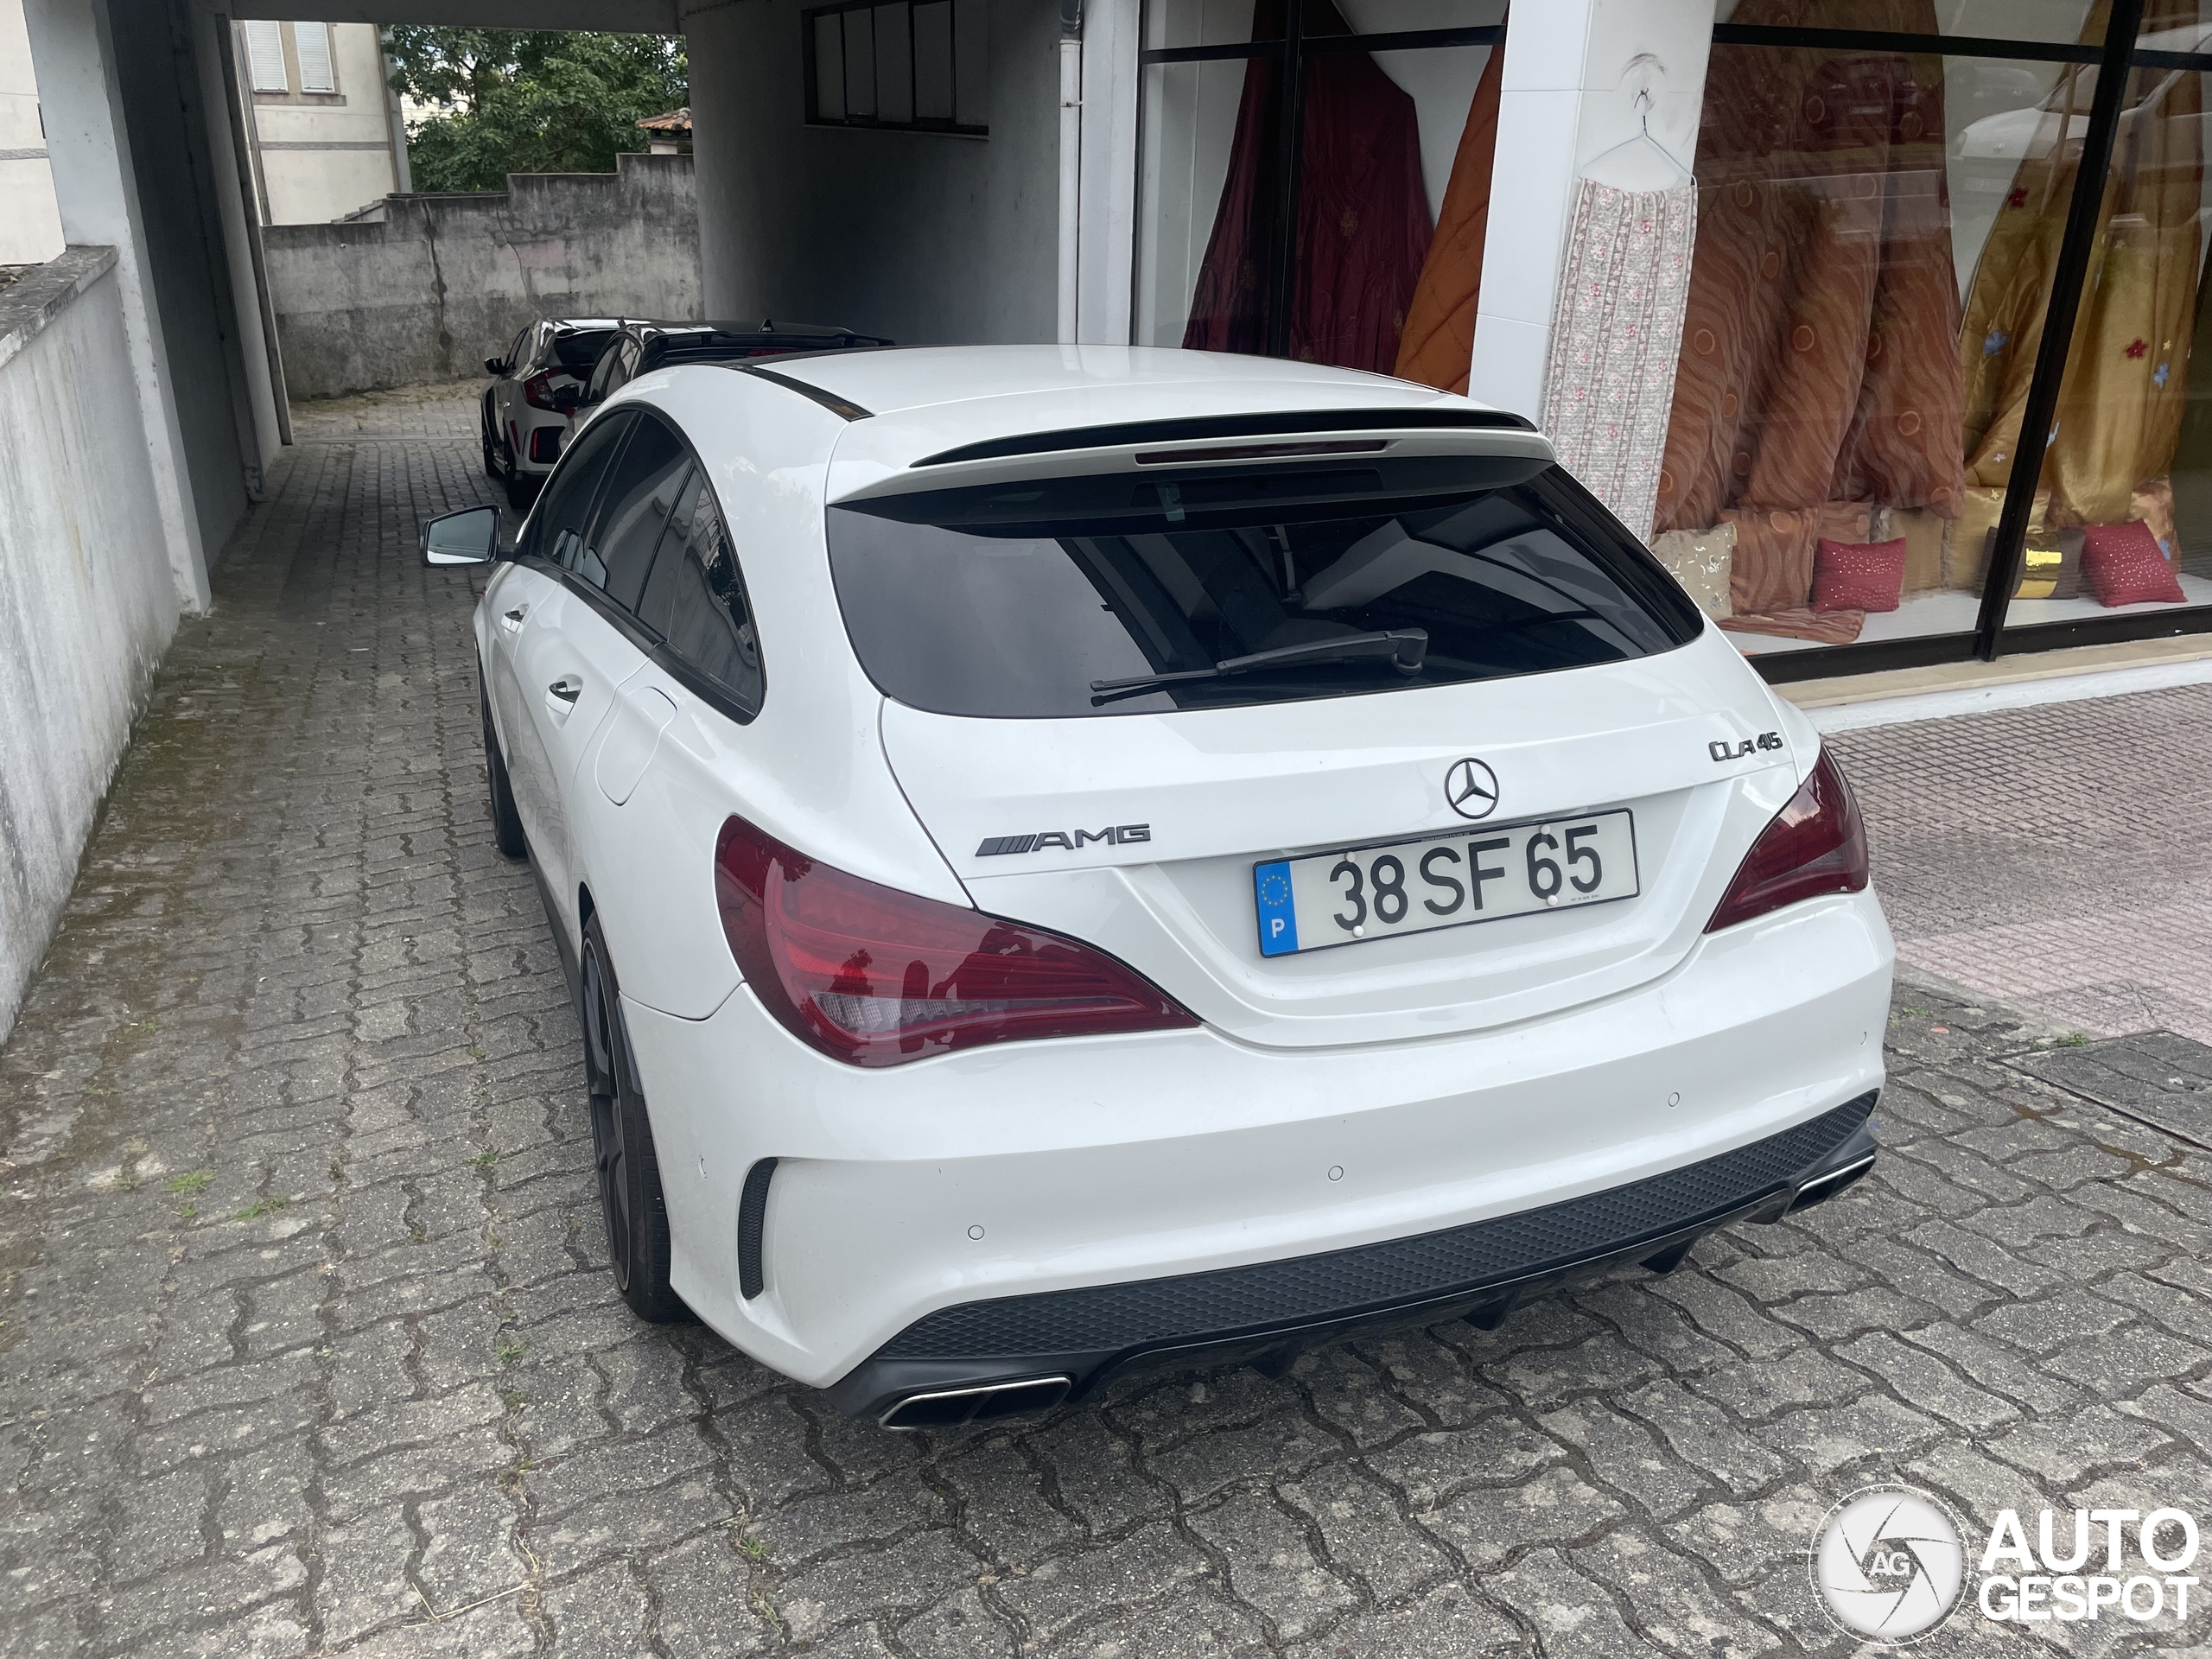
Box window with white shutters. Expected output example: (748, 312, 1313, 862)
(243, 20, 289, 92)
(293, 22, 336, 93)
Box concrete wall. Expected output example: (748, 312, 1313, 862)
(264, 150, 700, 397)
(0, 0, 64, 264)
(686, 0, 1059, 346)
(0, 248, 181, 1046)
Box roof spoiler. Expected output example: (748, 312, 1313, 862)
(911, 406, 1537, 469)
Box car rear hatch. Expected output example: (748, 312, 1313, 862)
(829, 411, 1802, 1049)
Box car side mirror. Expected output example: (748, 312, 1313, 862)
(485, 356, 507, 376)
(422, 505, 500, 566)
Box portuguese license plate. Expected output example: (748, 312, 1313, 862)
(1253, 810, 1638, 957)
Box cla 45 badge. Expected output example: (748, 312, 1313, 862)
(1710, 732, 1785, 762)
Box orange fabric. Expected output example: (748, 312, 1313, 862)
(1719, 607, 1867, 645)
(1718, 502, 1871, 615)
(1653, 0, 1963, 545)
(1393, 39, 1505, 392)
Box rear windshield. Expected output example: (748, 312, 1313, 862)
(552, 330, 617, 370)
(827, 459, 1701, 718)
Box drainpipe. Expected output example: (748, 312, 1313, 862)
(1057, 0, 1082, 344)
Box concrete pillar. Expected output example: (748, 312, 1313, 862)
(190, 0, 286, 470)
(1467, 0, 1713, 420)
(682, 0, 760, 321)
(1076, 0, 1139, 345)
(20, 0, 212, 613)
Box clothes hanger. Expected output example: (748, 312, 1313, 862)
(1580, 89, 1694, 184)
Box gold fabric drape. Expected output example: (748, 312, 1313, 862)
(1959, 0, 2203, 530)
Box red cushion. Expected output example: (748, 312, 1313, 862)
(1811, 537, 1908, 613)
(2082, 520, 2186, 607)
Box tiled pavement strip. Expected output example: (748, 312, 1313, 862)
(2, 388, 2212, 1659)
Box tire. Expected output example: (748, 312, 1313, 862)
(480, 688, 527, 860)
(481, 403, 501, 480)
(582, 916, 688, 1324)
(503, 454, 533, 512)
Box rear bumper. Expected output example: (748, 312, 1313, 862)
(837, 1093, 1878, 1426)
(621, 887, 1891, 1395)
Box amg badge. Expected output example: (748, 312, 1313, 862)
(976, 824, 1151, 856)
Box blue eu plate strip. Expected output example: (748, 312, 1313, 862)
(1253, 861, 1299, 957)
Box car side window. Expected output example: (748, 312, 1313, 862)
(507, 327, 531, 373)
(526, 410, 632, 570)
(617, 339, 641, 388)
(637, 468, 766, 716)
(582, 413, 689, 610)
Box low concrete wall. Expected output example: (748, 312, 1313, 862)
(0, 246, 181, 1046)
(264, 151, 700, 397)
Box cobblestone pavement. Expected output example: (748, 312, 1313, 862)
(4, 392, 2212, 1657)
(1831, 685, 2212, 1045)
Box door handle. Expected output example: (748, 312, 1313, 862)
(548, 679, 581, 704)
(499, 605, 528, 632)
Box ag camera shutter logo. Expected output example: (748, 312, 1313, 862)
(1809, 1484, 1969, 1644)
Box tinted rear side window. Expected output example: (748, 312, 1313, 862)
(584, 415, 689, 609)
(637, 470, 766, 717)
(827, 461, 1699, 718)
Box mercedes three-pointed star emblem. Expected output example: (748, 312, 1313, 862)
(1444, 757, 1499, 821)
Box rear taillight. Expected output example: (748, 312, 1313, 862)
(714, 815, 1198, 1067)
(522, 370, 560, 410)
(1704, 748, 1868, 933)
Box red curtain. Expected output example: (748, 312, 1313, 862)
(1182, 0, 1433, 373)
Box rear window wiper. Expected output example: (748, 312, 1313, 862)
(1090, 628, 1427, 701)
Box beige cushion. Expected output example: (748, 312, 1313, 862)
(1649, 523, 1735, 620)
(1885, 507, 1950, 595)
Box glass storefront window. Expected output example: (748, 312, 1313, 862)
(1135, 0, 1503, 386)
(1999, 22, 2212, 633)
(1653, 3, 2109, 658)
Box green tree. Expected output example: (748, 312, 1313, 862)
(384, 28, 688, 192)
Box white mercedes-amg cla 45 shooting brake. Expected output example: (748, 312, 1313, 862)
(422, 346, 1891, 1429)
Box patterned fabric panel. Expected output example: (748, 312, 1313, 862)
(1539, 179, 1698, 542)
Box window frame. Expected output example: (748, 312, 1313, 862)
(803, 0, 988, 137)
(517, 405, 769, 727)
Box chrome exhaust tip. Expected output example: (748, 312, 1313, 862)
(1789, 1152, 1876, 1214)
(879, 1375, 1073, 1431)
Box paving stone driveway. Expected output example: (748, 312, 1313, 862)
(3, 391, 2211, 1657)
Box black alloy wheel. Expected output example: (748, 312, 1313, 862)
(480, 686, 527, 860)
(580, 917, 687, 1323)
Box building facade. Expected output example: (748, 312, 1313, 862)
(232, 17, 409, 224)
(0, 0, 63, 264)
(690, 0, 2212, 682)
